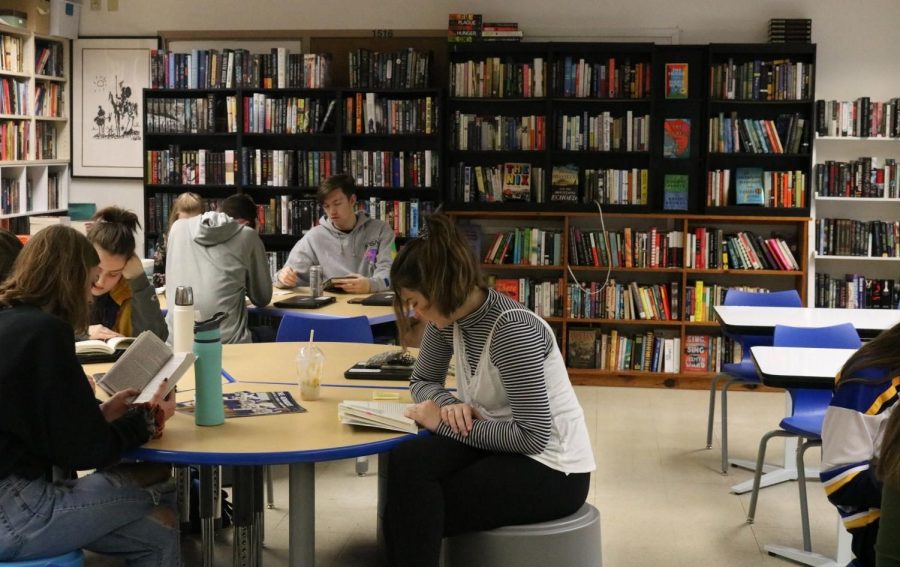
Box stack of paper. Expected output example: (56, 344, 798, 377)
(338, 401, 417, 434)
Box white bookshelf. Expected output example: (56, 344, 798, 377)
(0, 24, 70, 228)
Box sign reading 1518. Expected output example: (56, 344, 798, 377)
(372, 30, 395, 38)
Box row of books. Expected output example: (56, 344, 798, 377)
(447, 162, 542, 203)
(815, 158, 899, 198)
(264, 251, 288, 283)
(482, 227, 563, 266)
(451, 113, 547, 151)
(685, 283, 770, 322)
(146, 194, 221, 235)
(567, 329, 685, 373)
(244, 94, 335, 135)
(146, 96, 232, 134)
(489, 277, 562, 319)
(568, 227, 684, 269)
(345, 94, 436, 135)
(238, 149, 337, 188)
(354, 198, 434, 238)
(707, 168, 807, 208)
(145, 148, 235, 186)
(344, 150, 437, 189)
(0, 177, 25, 215)
(449, 58, 545, 98)
(348, 48, 432, 89)
(553, 57, 652, 100)
(33, 83, 63, 118)
(557, 111, 650, 152)
(0, 217, 28, 235)
(253, 197, 319, 237)
(768, 19, 812, 44)
(34, 41, 64, 78)
(683, 335, 741, 373)
(567, 280, 678, 321)
(46, 172, 61, 211)
(709, 58, 813, 101)
(448, 15, 524, 43)
(34, 122, 57, 160)
(815, 98, 900, 138)
(815, 218, 900, 258)
(150, 48, 333, 90)
(579, 167, 649, 206)
(708, 113, 808, 154)
(0, 121, 27, 161)
(685, 228, 800, 271)
(0, 34, 23, 73)
(0, 77, 27, 115)
(814, 273, 900, 309)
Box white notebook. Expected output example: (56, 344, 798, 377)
(338, 401, 417, 434)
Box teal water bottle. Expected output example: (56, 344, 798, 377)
(193, 312, 228, 426)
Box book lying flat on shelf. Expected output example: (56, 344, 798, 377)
(338, 400, 418, 434)
(95, 331, 195, 404)
(177, 391, 305, 418)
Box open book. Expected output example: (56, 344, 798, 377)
(96, 331, 195, 404)
(338, 400, 417, 434)
(76, 336, 136, 356)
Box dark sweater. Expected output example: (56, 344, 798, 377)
(0, 304, 152, 479)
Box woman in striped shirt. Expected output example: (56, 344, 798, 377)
(383, 214, 596, 567)
(820, 322, 900, 567)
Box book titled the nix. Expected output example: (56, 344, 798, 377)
(95, 331, 195, 404)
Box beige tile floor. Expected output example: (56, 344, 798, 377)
(87, 386, 845, 566)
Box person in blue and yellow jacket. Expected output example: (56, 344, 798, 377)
(820, 322, 900, 567)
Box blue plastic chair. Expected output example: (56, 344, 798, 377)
(275, 315, 374, 344)
(746, 323, 860, 553)
(0, 550, 84, 567)
(706, 289, 802, 474)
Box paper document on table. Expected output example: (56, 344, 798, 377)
(338, 401, 417, 434)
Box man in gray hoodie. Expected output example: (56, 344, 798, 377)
(276, 174, 394, 293)
(165, 194, 272, 344)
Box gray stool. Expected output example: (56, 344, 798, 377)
(442, 503, 602, 567)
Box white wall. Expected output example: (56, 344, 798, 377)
(72, 0, 900, 252)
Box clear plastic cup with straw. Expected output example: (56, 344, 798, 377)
(297, 329, 324, 401)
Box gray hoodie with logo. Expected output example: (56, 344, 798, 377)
(165, 212, 272, 344)
(278, 212, 394, 292)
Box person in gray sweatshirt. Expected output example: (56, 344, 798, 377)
(276, 174, 394, 293)
(165, 194, 272, 344)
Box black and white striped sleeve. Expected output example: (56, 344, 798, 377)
(437, 314, 553, 455)
(409, 323, 460, 407)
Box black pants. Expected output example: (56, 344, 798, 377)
(384, 435, 591, 567)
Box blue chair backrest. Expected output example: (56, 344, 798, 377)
(722, 289, 803, 360)
(773, 323, 861, 417)
(275, 315, 374, 344)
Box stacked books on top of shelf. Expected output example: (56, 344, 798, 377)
(349, 48, 432, 89)
(448, 14, 524, 43)
(768, 18, 812, 44)
(815, 273, 900, 309)
(150, 48, 333, 89)
(709, 58, 813, 100)
(815, 158, 898, 198)
(815, 98, 900, 138)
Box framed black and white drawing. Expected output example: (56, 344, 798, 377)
(73, 37, 158, 178)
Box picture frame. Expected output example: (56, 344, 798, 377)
(73, 37, 159, 178)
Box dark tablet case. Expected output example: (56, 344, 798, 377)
(273, 296, 337, 309)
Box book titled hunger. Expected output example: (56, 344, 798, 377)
(95, 331, 195, 404)
(338, 400, 418, 434)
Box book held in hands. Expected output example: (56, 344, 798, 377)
(95, 331, 195, 404)
(338, 400, 418, 434)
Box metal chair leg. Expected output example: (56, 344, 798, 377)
(748, 430, 795, 523)
(797, 438, 821, 552)
(265, 465, 275, 509)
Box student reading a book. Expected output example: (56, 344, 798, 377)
(820, 321, 900, 567)
(383, 214, 596, 567)
(275, 174, 394, 294)
(165, 193, 272, 344)
(877, 404, 900, 566)
(0, 228, 23, 281)
(87, 207, 168, 341)
(152, 191, 203, 288)
(0, 225, 179, 564)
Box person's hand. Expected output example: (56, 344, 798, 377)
(404, 400, 442, 432)
(278, 267, 299, 288)
(333, 274, 371, 294)
(100, 388, 140, 422)
(122, 255, 145, 280)
(440, 403, 479, 437)
(148, 379, 177, 422)
(89, 324, 123, 340)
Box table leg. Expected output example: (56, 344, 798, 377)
(289, 462, 315, 567)
(233, 467, 257, 567)
(199, 465, 217, 567)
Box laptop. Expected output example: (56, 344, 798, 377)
(272, 296, 337, 309)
